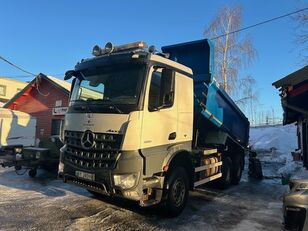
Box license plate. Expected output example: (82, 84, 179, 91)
(75, 171, 95, 181)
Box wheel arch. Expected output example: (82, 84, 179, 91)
(163, 150, 194, 190)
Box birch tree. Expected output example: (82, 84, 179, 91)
(292, 4, 308, 63)
(204, 6, 256, 95)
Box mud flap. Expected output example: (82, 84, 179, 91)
(248, 151, 263, 180)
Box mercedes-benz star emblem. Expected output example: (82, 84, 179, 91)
(81, 130, 95, 149)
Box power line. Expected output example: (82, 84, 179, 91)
(0, 55, 36, 76)
(0, 73, 64, 79)
(210, 7, 308, 40)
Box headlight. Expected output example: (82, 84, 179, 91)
(114, 173, 139, 190)
(14, 147, 22, 154)
(297, 183, 308, 190)
(36, 152, 41, 159)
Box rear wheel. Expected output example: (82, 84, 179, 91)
(232, 157, 243, 185)
(216, 156, 233, 189)
(162, 167, 189, 217)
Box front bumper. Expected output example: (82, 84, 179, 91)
(59, 146, 165, 205)
(283, 206, 307, 231)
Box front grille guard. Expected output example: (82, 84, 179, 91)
(64, 174, 110, 195)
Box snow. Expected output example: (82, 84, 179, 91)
(249, 124, 305, 179)
(250, 124, 297, 157)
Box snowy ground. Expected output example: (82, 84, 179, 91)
(0, 124, 305, 230)
(0, 166, 287, 231)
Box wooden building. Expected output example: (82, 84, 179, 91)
(273, 65, 308, 168)
(4, 73, 71, 140)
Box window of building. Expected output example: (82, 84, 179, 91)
(0, 85, 6, 96)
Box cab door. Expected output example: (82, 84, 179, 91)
(140, 66, 178, 174)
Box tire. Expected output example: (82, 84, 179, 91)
(14, 165, 22, 171)
(28, 168, 37, 178)
(216, 156, 233, 189)
(162, 167, 189, 217)
(232, 157, 243, 185)
(248, 158, 263, 180)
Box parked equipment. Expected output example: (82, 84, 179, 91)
(0, 108, 36, 153)
(59, 39, 250, 216)
(1, 136, 62, 177)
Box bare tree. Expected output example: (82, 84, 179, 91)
(235, 75, 258, 124)
(205, 6, 256, 94)
(292, 2, 308, 63)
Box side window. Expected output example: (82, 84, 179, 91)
(148, 67, 175, 111)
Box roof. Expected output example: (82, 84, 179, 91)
(4, 73, 71, 108)
(273, 65, 308, 88)
(0, 76, 26, 84)
(46, 75, 71, 92)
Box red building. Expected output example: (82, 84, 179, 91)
(4, 73, 71, 140)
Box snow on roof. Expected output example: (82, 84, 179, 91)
(46, 75, 71, 92)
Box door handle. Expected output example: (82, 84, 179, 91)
(168, 132, 176, 140)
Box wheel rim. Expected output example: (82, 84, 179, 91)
(172, 178, 186, 207)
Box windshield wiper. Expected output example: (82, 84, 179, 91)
(108, 105, 123, 114)
(73, 104, 91, 112)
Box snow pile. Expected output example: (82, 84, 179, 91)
(291, 167, 308, 180)
(277, 161, 302, 177)
(250, 124, 297, 154)
(249, 124, 302, 178)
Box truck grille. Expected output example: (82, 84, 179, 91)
(64, 130, 123, 170)
(284, 206, 306, 231)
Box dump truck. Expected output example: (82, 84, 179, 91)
(59, 39, 249, 216)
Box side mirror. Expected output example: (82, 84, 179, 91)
(64, 70, 81, 80)
(68, 78, 76, 99)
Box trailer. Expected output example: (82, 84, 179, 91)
(0, 108, 36, 152)
(1, 136, 63, 177)
(0, 109, 61, 177)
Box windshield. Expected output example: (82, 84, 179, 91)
(69, 64, 146, 113)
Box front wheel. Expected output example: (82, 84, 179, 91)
(162, 167, 189, 217)
(28, 168, 37, 178)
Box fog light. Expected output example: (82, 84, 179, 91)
(114, 173, 139, 189)
(105, 42, 114, 54)
(15, 153, 23, 161)
(92, 45, 102, 56)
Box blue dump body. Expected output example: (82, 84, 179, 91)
(162, 39, 250, 147)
